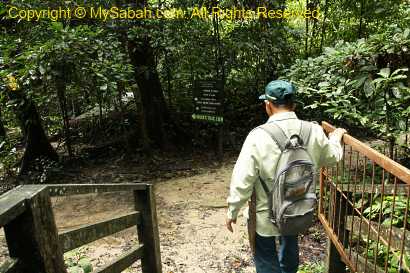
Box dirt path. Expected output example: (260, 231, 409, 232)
(154, 165, 254, 273)
(1, 161, 326, 272)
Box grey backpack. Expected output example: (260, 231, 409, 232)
(259, 121, 316, 235)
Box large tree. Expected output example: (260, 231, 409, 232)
(1, 23, 59, 175)
(5, 87, 59, 174)
(118, 0, 176, 150)
(127, 37, 171, 148)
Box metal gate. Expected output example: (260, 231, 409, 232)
(319, 122, 410, 273)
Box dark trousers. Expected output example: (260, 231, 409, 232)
(254, 233, 299, 273)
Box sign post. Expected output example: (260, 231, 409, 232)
(192, 80, 224, 124)
(192, 80, 224, 160)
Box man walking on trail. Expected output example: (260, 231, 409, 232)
(225, 80, 346, 273)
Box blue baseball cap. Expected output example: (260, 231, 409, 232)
(259, 80, 297, 104)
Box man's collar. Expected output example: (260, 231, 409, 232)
(267, 111, 298, 123)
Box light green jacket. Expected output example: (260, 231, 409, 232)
(227, 112, 343, 236)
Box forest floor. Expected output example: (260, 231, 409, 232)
(0, 151, 327, 273)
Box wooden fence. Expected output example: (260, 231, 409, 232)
(320, 122, 410, 273)
(0, 183, 162, 273)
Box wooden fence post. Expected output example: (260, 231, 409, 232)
(134, 184, 162, 273)
(4, 188, 67, 273)
(325, 190, 348, 273)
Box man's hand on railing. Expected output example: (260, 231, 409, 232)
(329, 128, 347, 142)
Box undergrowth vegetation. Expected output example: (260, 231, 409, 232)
(286, 23, 410, 161)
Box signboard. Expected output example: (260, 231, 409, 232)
(192, 80, 224, 124)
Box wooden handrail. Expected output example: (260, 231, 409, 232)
(48, 183, 148, 197)
(0, 185, 46, 227)
(3, 187, 67, 273)
(0, 183, 162, 273)
(94, 245, 144, 273)
(0, 184, 148, 227)
(322, 121, 410, 184)
(59, 211, 141, 252)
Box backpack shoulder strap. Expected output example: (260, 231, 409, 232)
(258, 122, 288, 195)
(259, 122, 288, 152)
(299, 121, 313, 147)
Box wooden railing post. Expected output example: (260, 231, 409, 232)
(134, 184, 162, 273)
(4, 188, 67, 273)
(325, 190, 348, 273)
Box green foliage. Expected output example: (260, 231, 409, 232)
(363, 195, 410, 229)
(0, 138, 19, 175)
(365, 240, 410, 272)
(0, 23, 133, 118)
(286, 23, 410, 145)
(298, 261, 324, 273)
(0, 13, 136, 165)
(65, 248, 93, 273)
(353, 194, 410, 272)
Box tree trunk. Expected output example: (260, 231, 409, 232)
(308, 1, 319, 55)
(358, 0, 365, 39)
(127, 38, 170, 148)
(309, 20, 317, 56)
(56, 74, 73, 158)
(20, 102, 59, 174)
(117, 0, 191, 150)
(122, 1, 170, 149)
(384, 89, 395, 160)
(132, 88, 152, 156)
(113, 28, 152, 155)
(165, 52, 173, 107)
(0, 110, 6, 139)
(320, 0, 330, 52)
(7, 90, 58, 175)
(406, 117, 409, 147)
(305, 0, 310, 58)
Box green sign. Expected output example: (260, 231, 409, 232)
(192, 80, 224, 124)
(191, 114, 224, 123)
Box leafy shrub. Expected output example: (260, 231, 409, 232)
(298, 261, 324, 273)
(64, 248, 93, 273)
(364, 195, 410, 229)
(285, 24, 410, 154)
(0, 138, 19, 176)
